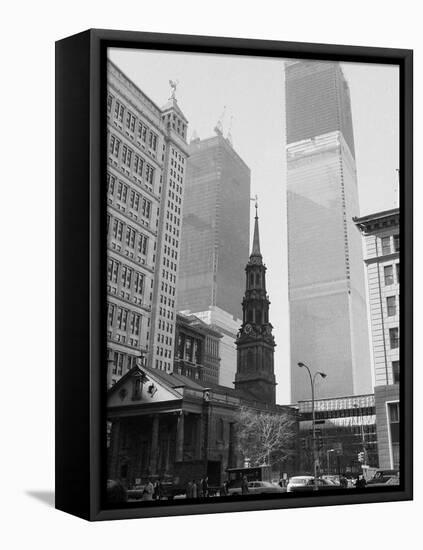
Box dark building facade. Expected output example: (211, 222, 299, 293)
(235, 207, 276, 405)
(285, 61, 372, 402)
(174, 313, 222, 385)
(297, 394, 378, 476)
(177, 130, 251, 321)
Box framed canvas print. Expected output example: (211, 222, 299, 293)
(55, 29, 413, 521)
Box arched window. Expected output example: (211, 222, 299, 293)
(256, 272, 260, 286)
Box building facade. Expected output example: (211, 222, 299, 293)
(285, 61, 372, 402)
(355, 208, 400, 469)
(176, 130, 251, 321)
(174, 313, 222, 385)
(106, 61, 189, 386)
(189, 306, 242, 388)
(297, 394, 378, 476)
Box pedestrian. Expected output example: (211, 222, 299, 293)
(153, 479, 162, 500)
(142, 478, 154, 501)
(186, 479, 193, 499)
(192, 480, 197, 499)
(241, 475, 249, 495)
(202, 476, 209, 498)
(339, 473, 348, 489)
(359, 475, 367, 488)
(197, 479, 203, 498)
(220, 479, 228, 496)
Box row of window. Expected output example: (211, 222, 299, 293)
(107, 172, 152, 219)
(381, 234, 400, 256)
(107, 258, 145, 295)
(108, 95, 159, 152)
(109, 134, 155, 184)
(107, 303, 142, 336)
(384, 263, 400, 286)
(111, 351, 138, 376)
(108, 215, 149, 256)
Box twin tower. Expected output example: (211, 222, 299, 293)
(235, 205, 276, 405)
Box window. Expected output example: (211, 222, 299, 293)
(138, 234, 148, 255)
(392, 361, 400, 384)
(134, 155, 144, 177)
(129, 190, 140, 211)
(126, 227, 136, 249)
(138, 122, 147, 142)
(134, 272, 144, 295)
(384, 265, 394, 285)
(114, 101, 124, 122)
(145, 164, 154, 185)
(107, 93, 114, 113)
(107, 172, 115, 195)
(121, 266, 132, 289)
(381, 236, 391, 255)
(386, 296, 396, 316)
(396, 263, 400, 284)
(389, 327, 399, 349)
(107, 303, 115, 326)
(117, 182, 128, 202)
(122, 145, 132, 167)
(112, 219, 123, 241)
(107, 259, 119, 283)
(130, 313, 141, 336)
(149, 131, 158, 151)
(126, 111, 136, 132)
(394, 234, 400, 252)
(142, 197, 152, 219)
(109, 135, 121, 157)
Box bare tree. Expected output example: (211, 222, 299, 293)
(236, 406, 296, 468)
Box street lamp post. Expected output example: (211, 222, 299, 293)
(298, 362, 327, 490)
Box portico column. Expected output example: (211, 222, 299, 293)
(149, 414, 159, 474)
(176, 412, 185, 462)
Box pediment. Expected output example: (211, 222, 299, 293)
(108, 366, 182, 408)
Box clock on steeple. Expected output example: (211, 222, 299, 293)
(235, 200, 276, 405)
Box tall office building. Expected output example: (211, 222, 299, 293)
(177, 130, 251, 321)
(176, 129, 250, 387)
(106, 60, 189, 385)
(285, 61, 372, 402)
(355, 208, 400, 469)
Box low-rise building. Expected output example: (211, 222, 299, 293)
(355, 208, 400, 470)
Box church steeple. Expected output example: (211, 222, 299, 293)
(235, 202, 276, 405)
(250, 202, 262, 261)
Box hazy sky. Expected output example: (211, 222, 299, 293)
(109, 48, 399, 405)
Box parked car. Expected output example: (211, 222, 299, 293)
(366, 470, 400, 487)
(287, 476, 341, 493)
(228, 480, 284, 495)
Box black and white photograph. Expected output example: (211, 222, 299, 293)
(104, 47, 403, 507)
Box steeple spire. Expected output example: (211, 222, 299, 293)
(249, 195, 262, 264)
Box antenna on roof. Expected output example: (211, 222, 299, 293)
(214, 105, 226, 135)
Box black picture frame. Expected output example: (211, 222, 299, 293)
(55, 28, 413, 521)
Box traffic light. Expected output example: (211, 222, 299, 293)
(358, 451, 365, 463)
